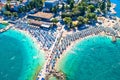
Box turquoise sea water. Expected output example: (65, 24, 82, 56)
(0, 29, 45, 80)
(58, 36, 120, 80)
(0, 24, 7, 29)
(110, 0, 120, 17)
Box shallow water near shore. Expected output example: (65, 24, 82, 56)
(0, 24, 7, 29)
(0, 29, 45, 80)
(111, 0, 120, 17)
(58, 36, 120, 80)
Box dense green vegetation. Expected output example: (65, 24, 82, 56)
(2, 0, 111, 28)
(63, 17, 72, 28)
(50, 6, 59, 13)
(62, 0, 111, 29)
(3, 11, 18, 17)
(18, 0, 43, 13)
(51, 18, 58, 25)
(3, 0, 43, 18)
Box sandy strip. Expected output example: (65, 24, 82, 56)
(54, 32, 106, 71)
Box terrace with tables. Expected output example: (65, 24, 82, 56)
(28, 19, 53, 29)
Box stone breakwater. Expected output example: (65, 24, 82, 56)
(0, 24, 12, 33)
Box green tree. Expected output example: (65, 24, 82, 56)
(88, 5, 95, 12)
(18, 0, 43, 13)
(107, 0, 111, 11)
(77, 16, 85, 25)
(77, 16, 84, 23)
(61, 3, 65, 11)
(67, 0, 71, 4)
(3, 11, 11, 17)
(25, 6, 29, 12)
(27, 3, 32, 10)
(12, 12, 18, 17)
(30, 1, 34, 9)
(72, 11, 80, 17)
(70, 0, 74, 9)
(61, 12, 72, 18)
(78, 21, 83, 26)
(22, 6, 26, 12)
(72, 7, 78, 12)
(99, 1, 106, 14)
(5, 4, 11, 11)
(51, 6, 58, 13)
(64, 5, 70, 11)
(63, 17, 72, 28)
(51, 18, 58, 25)
(78, 6, 86, 16)
(34, 0, 43, 9)
(18, 7, 23, 13)
(84, 18, 89, 24)
(86, 13, 97, 21)
(80, 1, 87, 6)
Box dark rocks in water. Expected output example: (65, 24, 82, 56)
(112, 36, 116, 42)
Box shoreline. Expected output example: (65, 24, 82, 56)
(55, 32, 106, 71)
(55, 35, 94, 71)
(0, 24, 46, 80)
(54, 33, 120, 80)
(12, 27, 45, 54)
(0, 23, 12, 32)
(11, 27, 46, 79)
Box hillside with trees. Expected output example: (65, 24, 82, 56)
(61, 0, 111, 29)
